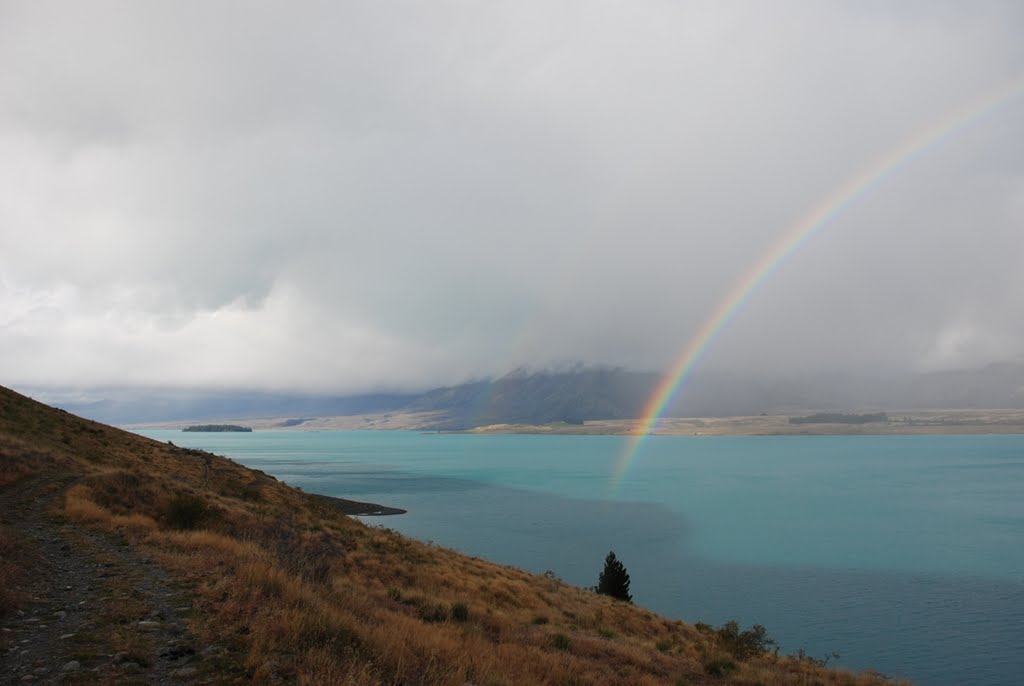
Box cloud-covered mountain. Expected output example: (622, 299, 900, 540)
(19, 362, 1024, 429)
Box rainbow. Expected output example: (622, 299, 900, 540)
(609, 77, 1024, 493)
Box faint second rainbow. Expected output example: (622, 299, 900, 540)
(609, 77, 1024, 493)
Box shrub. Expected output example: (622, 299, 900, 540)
(165, 493, 210, 530)
(714, 620, 777, 659)
(551, 633, 571, 650)
(704, 655, 737, 676)
(791, 647, 841, 667)
(450, 602, 469, 622)
(417, 602, 449, 624)
(265, 524, 349, 584)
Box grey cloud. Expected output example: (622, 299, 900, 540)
(1, 1, 1022, 393)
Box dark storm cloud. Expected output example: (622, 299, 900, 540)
(1, 1, 1022, 391)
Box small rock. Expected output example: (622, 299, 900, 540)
(61, 660, 80, 672)
(20, 675, 34, 682)
(113, 652, 130, 663)
(60, 633, 75, 640)
(32, 667, 49, 675)
(53, 611, 66, 619)
(137, 620, 161, 629)
(172, 666, 198, 678)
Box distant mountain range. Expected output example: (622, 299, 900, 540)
(15, 388, 420, 426)
(404, 367, 657, 429)
(16, 362, 1024, 428)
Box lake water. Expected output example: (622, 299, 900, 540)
(137, 430, 1024, 685)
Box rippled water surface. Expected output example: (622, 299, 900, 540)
(138, 430, 1024, 685)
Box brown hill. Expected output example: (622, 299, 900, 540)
(0, 385, 901, 685)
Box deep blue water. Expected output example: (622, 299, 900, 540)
(138, 430, 1024, 685)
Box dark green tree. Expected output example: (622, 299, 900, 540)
(596, 550, 632, 602)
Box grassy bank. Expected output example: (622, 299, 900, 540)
(1, 385, 902, 685)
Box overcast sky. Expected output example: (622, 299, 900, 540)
(2, 1, 1023, 393)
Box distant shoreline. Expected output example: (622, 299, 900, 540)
(463, 411, 1024, 436)
(128, 409, 1024, 436)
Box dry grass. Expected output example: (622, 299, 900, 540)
(65, 483, 159, 532)
(65, 483, 113, 522)
(0, 385, 905, 685)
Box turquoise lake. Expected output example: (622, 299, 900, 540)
(137, 430, 1024, 685)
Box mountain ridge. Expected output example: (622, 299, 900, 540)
(17, 362, 1024, 429)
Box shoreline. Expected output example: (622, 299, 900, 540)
(465, 412, 1024, 436)
(128, 409, 1024, 436)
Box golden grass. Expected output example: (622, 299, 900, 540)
(64, 484, 112, 522)
(110, 512, 159, 531)
(64, 484, 159, 534)
(0, 385, 906, 685)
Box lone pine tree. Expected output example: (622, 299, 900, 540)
(596, 550, 632, 602)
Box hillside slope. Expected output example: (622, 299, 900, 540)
(0, 385, 900, 685)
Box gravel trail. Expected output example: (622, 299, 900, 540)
(0, 478, 202, 685)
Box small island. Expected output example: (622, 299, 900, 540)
(182, 424, 253, 432)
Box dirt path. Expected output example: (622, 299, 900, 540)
(0, 478, 205, 685)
